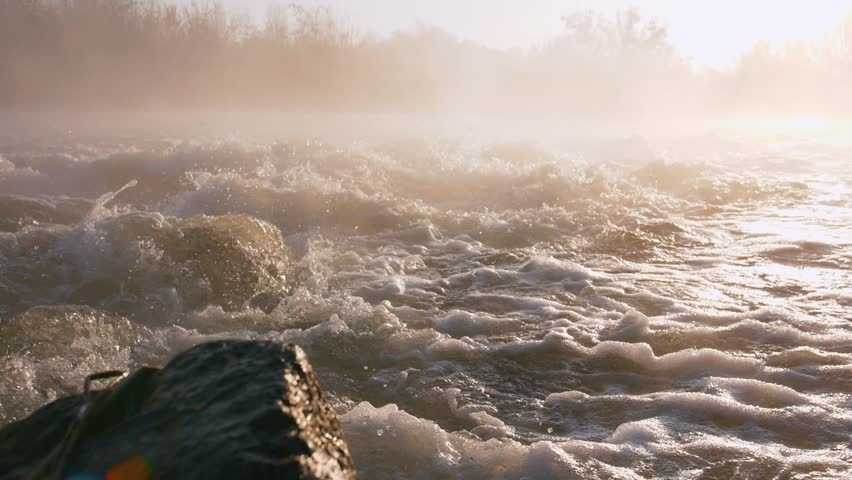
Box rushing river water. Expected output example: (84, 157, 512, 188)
(0, 127, 850, 479)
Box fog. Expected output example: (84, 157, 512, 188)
(2, 0, 852, 132)
(2, 3, 852, 479)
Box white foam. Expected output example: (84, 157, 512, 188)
(433, 310, 523, 336)
(599, 342, 761, 376)
(658, 319, 852, 349)
(668, 308, 830, 331)
(603, 310, 651, 341)
(493, 330, 764, 380)
(444, 256, 596, 291)
(766, 348, 852, 367)
(424, 336, 483, 361)
(0, 155, 13, 172)
(608, 418, 671, 445)
(445, 387, 510, 438)
(340, 402, 641, 479)
(517, 256, 594, 287)
(544, 390, 847, 441)
(702, 377, 811, 407)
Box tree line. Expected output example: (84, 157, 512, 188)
(1, 1, 850, 117)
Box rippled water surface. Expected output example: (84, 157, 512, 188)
(0, 127, 850, 479)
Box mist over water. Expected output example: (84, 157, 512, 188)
(3, 1, 852, 120)
(2, 1, 852, 479)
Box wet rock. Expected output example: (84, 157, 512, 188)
(90, 212, 291, 313)
(0, 340, 356, 480)
(0, 213, 291, 319)
(155, 214, 290, 311)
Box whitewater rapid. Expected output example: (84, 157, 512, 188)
(0, 132, 850, 479)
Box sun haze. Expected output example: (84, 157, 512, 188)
(1, 1, 852, 480)
(204, 0, 852, 68)
(3, 0, 852, 126)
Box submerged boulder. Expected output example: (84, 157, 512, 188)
(0, 340, 356, 480)
(0, 213, 291, 319)
(89, 212, 291, 314)
(154, 214, 290, 311)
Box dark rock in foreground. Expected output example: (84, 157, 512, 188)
(0, 340, 356, 479)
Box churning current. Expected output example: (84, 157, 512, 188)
(0, 130, 850, 479)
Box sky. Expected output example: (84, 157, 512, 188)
(191, 0, 852, 69)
